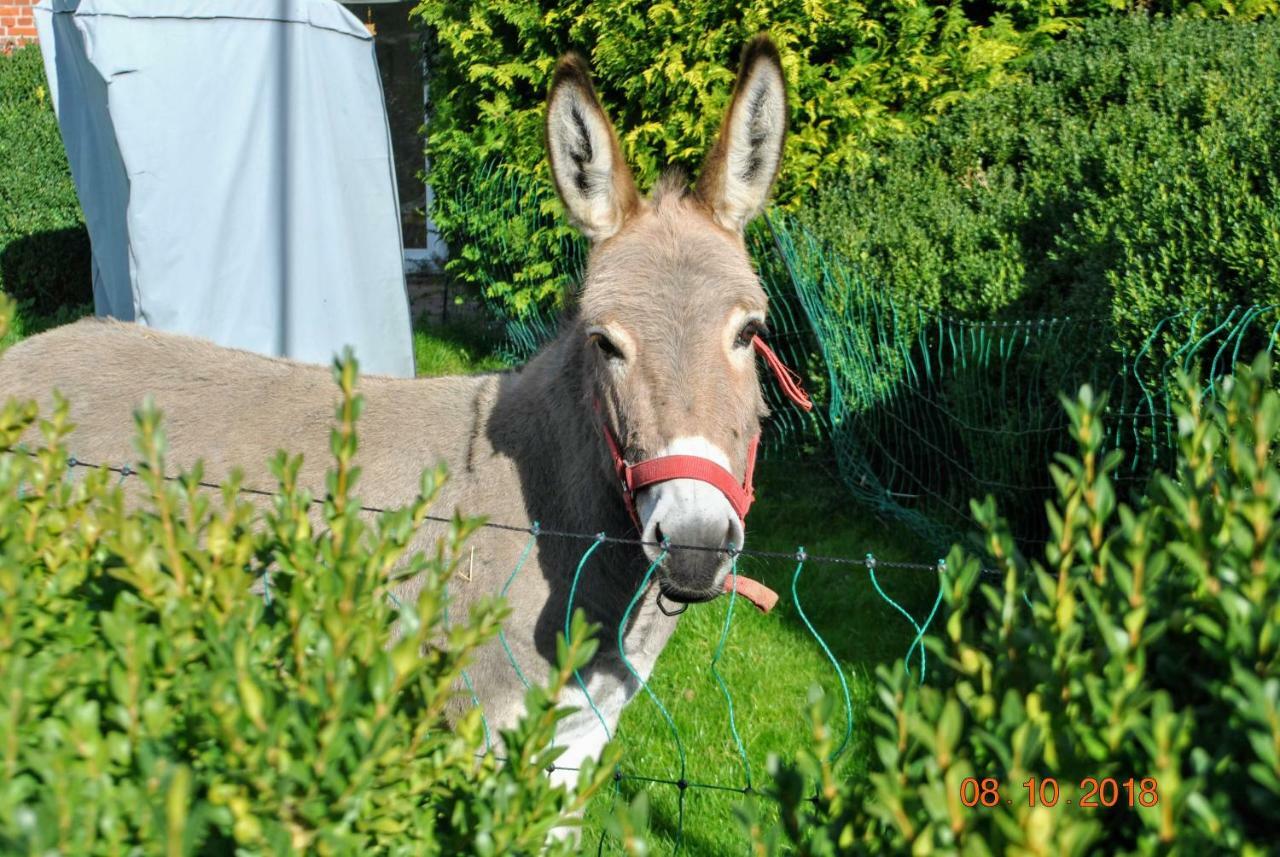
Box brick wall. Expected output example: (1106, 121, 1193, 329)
(1, 0, 38, 52)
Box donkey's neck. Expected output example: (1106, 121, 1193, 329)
(486, 327, 673, 670)
(488, 329, 632, 541)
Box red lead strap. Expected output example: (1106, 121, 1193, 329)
(752, 336, 813, 413)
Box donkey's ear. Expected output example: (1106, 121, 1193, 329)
(546, 54, 639, 242)
(695, 36, 788, 233)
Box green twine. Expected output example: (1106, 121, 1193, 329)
(709, 556, 753, 790)
(791, 548, 853, 762)
(866, 552, 931, 684)
(498, 526, 540, 689)
(901, 559, 947, 684)
(566, 534, 612, 739)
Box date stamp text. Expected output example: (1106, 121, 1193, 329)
(960, 777, 1160, 808)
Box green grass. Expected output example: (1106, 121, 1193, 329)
(412, 316, 510, 376)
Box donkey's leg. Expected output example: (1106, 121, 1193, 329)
(546, 668, 634, 842)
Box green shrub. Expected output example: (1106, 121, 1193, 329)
(749, 353, 1280, 853)
(0, 44, 91, 316)
(0, 313, 618, 853)
(802, 16, 1280, 347)
(412, 0, 1081, 319)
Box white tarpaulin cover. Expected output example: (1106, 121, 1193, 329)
(35, 0, 416, 377)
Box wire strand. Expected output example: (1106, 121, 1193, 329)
(22, 448, 998, 574)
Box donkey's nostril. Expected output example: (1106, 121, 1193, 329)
(723, 520, 736, 550)
(653, 523, 665, 547)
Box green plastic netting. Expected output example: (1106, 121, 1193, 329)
(765, 214, 1280, 550)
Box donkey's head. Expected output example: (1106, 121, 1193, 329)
(546, 37, 788, 603)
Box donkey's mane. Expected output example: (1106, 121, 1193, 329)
(650, 169, 692, 206)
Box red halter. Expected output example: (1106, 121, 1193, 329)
(599, 336, 813, 530)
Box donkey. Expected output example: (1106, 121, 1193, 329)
(0, 36, 799, 788)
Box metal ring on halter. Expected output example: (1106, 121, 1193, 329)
(656, 591, 689, 616)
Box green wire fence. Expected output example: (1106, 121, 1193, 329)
(450, 165, 1280, 551)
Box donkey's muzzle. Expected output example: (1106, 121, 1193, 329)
(641, 497, 741, 598)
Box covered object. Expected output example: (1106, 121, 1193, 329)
(34, 0, 416, 377)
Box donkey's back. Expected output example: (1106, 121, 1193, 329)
(0, 318, 496, 510)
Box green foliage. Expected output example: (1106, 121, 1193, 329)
(802, 16, 1280, 347)
(752, 354, 1280, 853)
(413, 1, 1276, 321)
(0, 328, 616, 853)
(0, 44, 91, 315)
(412, 0, 1078, 319)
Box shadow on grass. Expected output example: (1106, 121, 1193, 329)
(746, 456, 949, 666)
(0, 226, 92, 314)
(411, 314, 510, 377)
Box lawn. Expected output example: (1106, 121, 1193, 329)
(412, 315, 510, 375)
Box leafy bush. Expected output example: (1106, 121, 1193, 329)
(750, 354, 1280, 853)
(0, 303, 616, 854)
(802, 16, 1280, 346)
(0, 44, 91, 316)
(412, 0, 1080, 319)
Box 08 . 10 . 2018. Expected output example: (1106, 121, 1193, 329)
(960, 777, 1159, 808)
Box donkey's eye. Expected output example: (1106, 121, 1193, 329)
(590, 332, 625, 361)
(735, 319, 766, 349)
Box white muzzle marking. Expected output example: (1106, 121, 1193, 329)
(635, 437, 744, 582)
